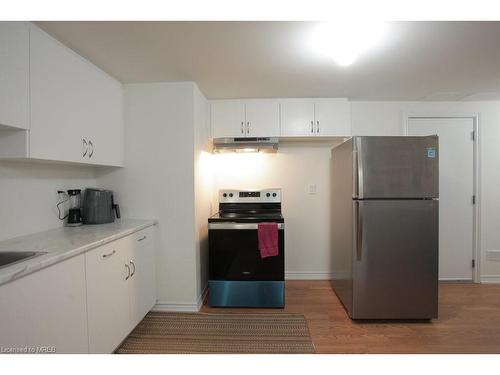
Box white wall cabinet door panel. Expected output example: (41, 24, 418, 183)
(85, 239, 131, 353)
(127, 227, 156, 327)
(0, 22, 30, 129)
(30, 25, 88, 163)
(84, 73, 124, 167)
(29, 24, 123, 166)
(280, 99, 315, 137)
(314, 99, 351, 136)
(211, 100, 246, 138)
(245, 100, 280, 137)
(0, 254, 88, 353)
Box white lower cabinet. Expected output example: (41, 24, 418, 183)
(0, 226, 156, 354)
(85, 227, 156, 353)
(0, 254, 88, 353)
(85, 238, 131, 354)
(127, 227, 156, 328)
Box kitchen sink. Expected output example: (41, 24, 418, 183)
(0, 251, 47, 269)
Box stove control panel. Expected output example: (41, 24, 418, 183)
(219, 189, 281, 203)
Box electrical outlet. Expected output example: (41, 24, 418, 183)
(486, 249, 500, 262)
(308, 184, 317, 195)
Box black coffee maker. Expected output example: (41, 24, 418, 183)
(66, 189, 83, 226)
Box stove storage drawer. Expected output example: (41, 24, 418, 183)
(208, 224, 284, 281)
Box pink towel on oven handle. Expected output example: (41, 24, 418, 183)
(258, 222, 279, 258)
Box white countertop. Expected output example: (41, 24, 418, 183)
(0, 219, 157, 286)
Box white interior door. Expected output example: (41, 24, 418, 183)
(408, 117, 475, 280)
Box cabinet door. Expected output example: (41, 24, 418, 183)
(314, 99, 351, 136)
(245, 100, 280, 137)
(0, 254, 88, 353)
(211, 100, 246, 138)
(280, 99, 315, 137)
(29, 25, 86, 163)
(29, 24, 124, 166)
(84, 71, 124, 167)
(127, 227, 156, 327)
(0, 22, 30, 129)
(85, 239, 131, 353)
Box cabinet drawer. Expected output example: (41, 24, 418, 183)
(132, 226, 154, 248)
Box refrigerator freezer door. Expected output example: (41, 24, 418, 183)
(352, 199, 439, 319)
(355, 136, 438, 199)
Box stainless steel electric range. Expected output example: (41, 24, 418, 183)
(208, 189, 285, 308)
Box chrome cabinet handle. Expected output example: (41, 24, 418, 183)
(137, 235, 147, 242)
(88, 140, 94, 158)
(246, 121, 250, 135)
(102, 250, 116, 259)
(311, 121, 314, 133)
(316, 120, 320, 133)
(125, 264, 130, 280)
(241, 122, 244, 134)
(130, 260, 136, 277)
(82, 139, 88, 157)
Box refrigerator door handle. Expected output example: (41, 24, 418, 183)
(353, 150, 359, 198)
(356, 138, 364, 199)
(356, 202, 363, 261)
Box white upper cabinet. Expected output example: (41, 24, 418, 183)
(314, 99, 351, 136)
(211, 100, 245, 138)
(280, 98, 351, 137)
(211, 99, 280, 138)
(280, 99, 316, 136)
(29, 24, 124, 166)
(244, 99, 280, 137)
(0, 22, 30, 129)
(30, 25, 87, 163)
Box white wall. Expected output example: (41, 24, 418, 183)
(352, 101, 500, 280)
(96, 82, 208, 307)
(193, 85, 212, 300)
(211, 100, 500, 282)
(211, 141, 342, 279)
(0, 161, 97, 241)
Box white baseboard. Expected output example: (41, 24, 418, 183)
(197, 284, 208, 310)
(152, 285, 208, 312)
(152, 301, 200, 312)
(285, 271, 333, 280)
(480, 275, 500, 284)
(439, 277, 473, 282)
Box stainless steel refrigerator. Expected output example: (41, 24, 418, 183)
(331, 136, 439, 319)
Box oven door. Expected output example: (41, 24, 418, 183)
(208, 223, 284, 281)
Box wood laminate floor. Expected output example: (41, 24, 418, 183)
(200, 281, 500, 353)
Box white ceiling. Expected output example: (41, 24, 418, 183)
(36, 21, 500, 100)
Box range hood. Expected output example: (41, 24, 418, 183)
(212, 137, 279, 153)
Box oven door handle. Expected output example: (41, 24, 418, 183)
(208, 223, 285, 230)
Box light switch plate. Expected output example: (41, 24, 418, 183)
(309, 184, 317, 195)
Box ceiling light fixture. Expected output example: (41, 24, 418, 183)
(309, 21, 388, 67)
